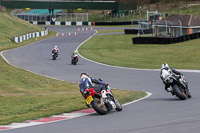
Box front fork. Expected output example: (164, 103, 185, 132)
(177, 79, 190, 97)
(101, 90, 116, 109)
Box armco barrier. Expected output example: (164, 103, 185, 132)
(29, 21, 137, 26)
(132, 32, 200, 44)
(30, 21, 92, 26)
(12, 28, 48, 43)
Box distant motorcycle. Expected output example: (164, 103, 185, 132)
(71, 54, 78, 65)
(160, 69, 191, 100)
(82, 81, 122, 115)
(52, 50, 58, 60)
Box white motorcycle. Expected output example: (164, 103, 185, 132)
(160, 69, 191, 100)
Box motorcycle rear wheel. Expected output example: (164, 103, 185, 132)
(91, 97, 108, 115)
(172, 84, 187, 100)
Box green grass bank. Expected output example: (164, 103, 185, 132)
(79, 31, 200, 69)
(0, 13, 146, 125)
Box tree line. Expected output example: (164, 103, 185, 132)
(116, 0, 199, 9)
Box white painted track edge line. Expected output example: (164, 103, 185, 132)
(122, 92, 152, 106)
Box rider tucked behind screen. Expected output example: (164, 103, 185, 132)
(160, 63, 188, 92)
(79, 73, 108, 99)
(52, 45, 59, 55)
(71, 50, 78, 57)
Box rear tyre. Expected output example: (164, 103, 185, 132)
(172, 84, 187, 100)
(91, 97, 108, 115)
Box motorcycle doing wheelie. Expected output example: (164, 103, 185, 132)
(160, 69, 191, 100)
(52, 50, 58, 60)
(81, 82, 122, 115)
(71, 54, 78, 65)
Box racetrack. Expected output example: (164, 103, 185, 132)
(1, 26, 200, 133)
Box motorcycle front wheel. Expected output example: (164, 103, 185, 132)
(172, 84, 187, 100)
(91, 97, 108, 115)
(114, 98, 122, 111)
(52, 55, 56, 60)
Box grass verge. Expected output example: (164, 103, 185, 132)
(0, 13, 147, 125)
(79, 31, 200, 69)
(0, 89, 146, 125)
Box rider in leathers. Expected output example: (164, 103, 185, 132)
(79, 73, 108, 99)
(160, 63, 187, 92)
(52, 45, 59, 56)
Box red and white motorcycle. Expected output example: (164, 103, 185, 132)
(82, 84, 122, 115)
(52, 50, 58, 60)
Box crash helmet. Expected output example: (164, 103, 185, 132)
(161, 63, 169, 69)
(54, 45, 58, 51)
(80, 73, 89, 79)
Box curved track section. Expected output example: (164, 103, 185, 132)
(2, 26, 200, 133)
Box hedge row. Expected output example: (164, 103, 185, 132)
(132, 32, 200, 44)
(124, 28, 152, 34)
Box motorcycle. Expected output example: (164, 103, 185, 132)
(52, 50, 58, 60)
(71, 54, 78, 65)
(82, 82, 122, 115)
(160, 69, 191, 100)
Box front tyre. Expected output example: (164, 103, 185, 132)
(187, 90, 192, 98)
(114, 98, 122, 111)
(91, 97, 108, 115)
(52, 54, 56, 60)
(172, 84, 187, 100)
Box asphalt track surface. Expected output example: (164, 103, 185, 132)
(2, 26, 200, 133)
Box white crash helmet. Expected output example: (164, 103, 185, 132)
(55, 45, 58, 48)
(161, 63, 169, 69)
(80, 73, 89, 79)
